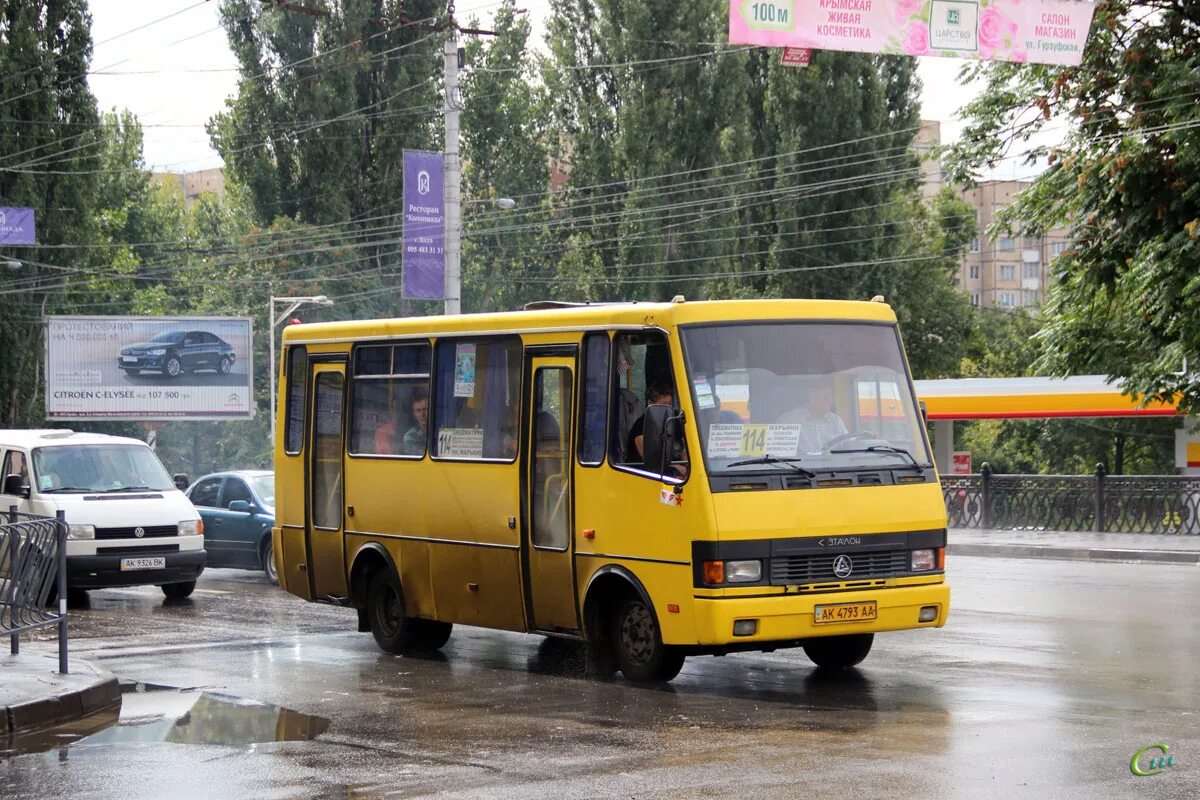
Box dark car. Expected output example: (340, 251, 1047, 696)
(185, 470, 277, 584)
(118, 330, 236, 378)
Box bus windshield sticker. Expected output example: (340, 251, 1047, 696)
(453, 343, 476, 397)
(694, 374, 715, 409)
(764, 425, 801, 456)
(707, 423, 802, 459)
(438, 427, 484, 458)
(707, 424, 743, 458)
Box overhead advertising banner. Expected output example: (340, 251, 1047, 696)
(45, 316, 254, 420)
(0, 207, 36, 245)
(729, 0, 1097, 66)
(402, 149, 446, 300)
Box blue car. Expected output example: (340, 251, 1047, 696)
(185, 470, 277, 584)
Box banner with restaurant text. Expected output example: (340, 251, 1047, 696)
(729, 0, 1096, 66)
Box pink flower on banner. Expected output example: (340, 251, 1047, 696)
(894, 0, 923, 23)
(902, 22, 931, 56)
(1010, 50, 1029, 63)
(978, 6, 1018, 51)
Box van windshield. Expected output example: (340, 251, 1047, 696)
(32, 445, 175, 493)
(681, 322, 932, 476)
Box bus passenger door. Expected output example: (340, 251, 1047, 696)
(307, 362, 349, 600)
(522, 354, 579, 633)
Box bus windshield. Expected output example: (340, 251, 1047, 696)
(681, 322, 932, 475)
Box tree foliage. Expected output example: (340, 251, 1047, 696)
(946, 0, 1200, 411)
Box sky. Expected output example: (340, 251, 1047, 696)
(87, 0, 1023, 177)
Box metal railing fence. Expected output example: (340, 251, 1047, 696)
(943, 464, 1200, 535)
(0, 507, 68, 673)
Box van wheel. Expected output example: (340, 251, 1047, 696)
(803, 633, 873, 669)
(367, 569, 419, 653)
(611, 595, 685, 682)
(261, 539, 278, 585)
(162, 581, 195, 600)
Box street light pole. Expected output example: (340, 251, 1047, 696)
(443, 34, 462, 317)
(268, 295, 333, 446)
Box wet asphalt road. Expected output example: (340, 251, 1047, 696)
(2, 556, 1197, 799)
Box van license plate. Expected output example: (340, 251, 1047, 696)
(120, 557, 165, 571)
(814, 601, 877, 625)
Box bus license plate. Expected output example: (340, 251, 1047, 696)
(120, 557, 165, 571)
(814, 601, 877, 625)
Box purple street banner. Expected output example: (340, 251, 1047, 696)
(729, 0, 1097, 66)
(402, 150, 446, 300)
(0, 207, 36, 245)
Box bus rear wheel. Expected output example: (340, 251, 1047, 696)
(611, 595, 685, 683)
(366, 569, 452, 653)
(802, 633, 873, 669)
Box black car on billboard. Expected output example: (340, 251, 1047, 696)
(118, 330, 236, 378)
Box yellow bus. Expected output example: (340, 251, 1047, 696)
(274, 298, 949, 682)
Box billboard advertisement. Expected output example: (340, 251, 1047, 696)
(402, 149, 446, 300)
(729, 0, 1097, 66)
(45, 316, 254, 420)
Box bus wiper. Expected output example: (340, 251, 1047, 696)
(41, 487, 91, 493)
(101, 485, 154, 493)
(829, 445, 927, 471)
(726, 454, 816, 477)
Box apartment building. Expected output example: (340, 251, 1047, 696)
(151, 168, 226, 210)
(958, 180, 1072, 310)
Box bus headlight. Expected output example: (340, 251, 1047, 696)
(725, 560, 762, 583)
(68, 524, 95, 540)
(178, 519, 204, 537)
(911, 549, 936, 571)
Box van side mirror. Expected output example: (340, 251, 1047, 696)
(173, 473, 190, 491)
(642, 405, 686, 483)
(227, 500, 254, 514)
(3, 474, 29, 498)
(919, 400, 929, 427)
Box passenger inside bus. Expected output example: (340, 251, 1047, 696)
(403, 389, 429, 456)
(777, 383, 848, 453)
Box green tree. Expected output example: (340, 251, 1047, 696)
(459, 2, 554, 312)
(0, 0, 102, 424)
(946, 0, 1200, 412)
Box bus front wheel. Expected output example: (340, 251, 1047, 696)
(611, 595, 685, 682)
(802, 633, 873, 669)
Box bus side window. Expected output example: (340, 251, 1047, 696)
(284, 347, 308, 455)
(432, 338, 521, 461)
(578, 333, 609, 466)
(610, 331, 680, 469)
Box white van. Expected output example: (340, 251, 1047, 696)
(0, 430, 206, 599)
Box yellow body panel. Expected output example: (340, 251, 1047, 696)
(274, 299, 950, 651)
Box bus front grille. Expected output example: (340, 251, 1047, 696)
(770, 550, 909, 584)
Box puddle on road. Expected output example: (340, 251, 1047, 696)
(1, 681, 329, 759)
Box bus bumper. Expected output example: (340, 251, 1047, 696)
(690, 582, 950, 645)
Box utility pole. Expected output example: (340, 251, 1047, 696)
(443, 24, 462, 317)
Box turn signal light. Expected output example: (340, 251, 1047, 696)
(937, 547, 945, 569)
(703, 560, 725, 585)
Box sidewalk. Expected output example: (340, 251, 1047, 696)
(1, 651, 121, 739)
(949, 527, 1200, 565)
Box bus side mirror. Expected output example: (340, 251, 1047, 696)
(173, 473, 190, 491)
(919, 401, 928, 427)
(642, 405, 685, 483)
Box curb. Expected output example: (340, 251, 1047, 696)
(949, 543, 1200, 565)
(2, 657, 122, 737)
